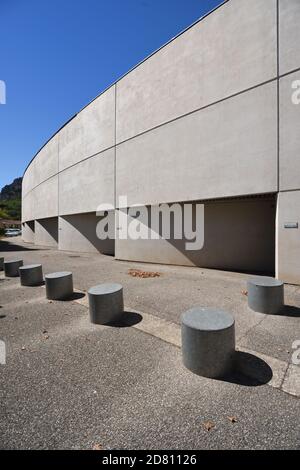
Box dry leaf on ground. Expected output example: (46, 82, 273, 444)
(203, 421, 215, 431)
(228, 416, 237, 423)
(93, 443, 104, 450)
(128, 269, 161, 279)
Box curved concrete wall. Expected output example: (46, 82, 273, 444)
(22, 84, 115, 223)
(22, 0, 300, 283)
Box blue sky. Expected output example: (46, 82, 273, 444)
(0, 0, 222, 189)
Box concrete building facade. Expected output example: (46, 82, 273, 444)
(22, 0, 300, 284)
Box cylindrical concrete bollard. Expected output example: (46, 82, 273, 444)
(45, 272, 73, 300)
(88, 283, 124, 325)
(181, 307, 235, 379)
(247, 277, 284, 314)
(0, 257, 4, 271)
(4, 259, 23, 277)
(19, 264, 43, 286)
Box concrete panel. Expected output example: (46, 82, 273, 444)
(22, 221, 35, 243)
(58, 213, 115, 255)
(34, 175, 58, 220)
(276, 190, 300, 284)
(279, 71, 300, 191)
(59, 148, 114, 215)
(22, 161, 36, 198)
(35, 217, 58, 248)
(116, 82, 278, 207)
(34, 134, 59, 187)
(279, 0, 300, 75)
(22, 190, 35, 223)
(59, 86, 115, 171)
(22, 134, 58, 197)
(116, 0, 277, 143)
(116, 197, 275, 273)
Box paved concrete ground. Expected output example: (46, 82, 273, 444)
(0, 237, 299, 449)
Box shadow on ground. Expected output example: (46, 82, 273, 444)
(220, 351, 273, 386)
(22, 281, 45, 287)
(280, 305, 300, 317)
(106, 311, 143, 328)
(59, 292, 86, 302)
(0, 239, 45, 252)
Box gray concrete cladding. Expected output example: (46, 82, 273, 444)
(116, 0, 277, 143)
(22, 0, 300, 284)
(23, 0, 279, 215)
(116, 82, 277, 207)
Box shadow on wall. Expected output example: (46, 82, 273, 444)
(168, 197, 276, 274)
(26, 220, 35, 234)
(22, 220, 35, 243)
(116, 196, 276, 275)
(35, 217, 58, 247)
(59, 212, 115, 255)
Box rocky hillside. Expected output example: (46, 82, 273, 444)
(0, 177, 22, 200)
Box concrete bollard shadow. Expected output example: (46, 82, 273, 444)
(220, 351, 273, 386)
(279, 305, 300, 317)
(23, 280, 45, 287)
(59, 292, 86, 301)
(105, 311, 143, 328)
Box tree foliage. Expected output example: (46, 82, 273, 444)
(0, 199, 21, 220)
(0, 177, 22, 220)
(0, 208, 9, 219)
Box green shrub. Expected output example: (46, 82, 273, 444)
(0, 199, 21, 220)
